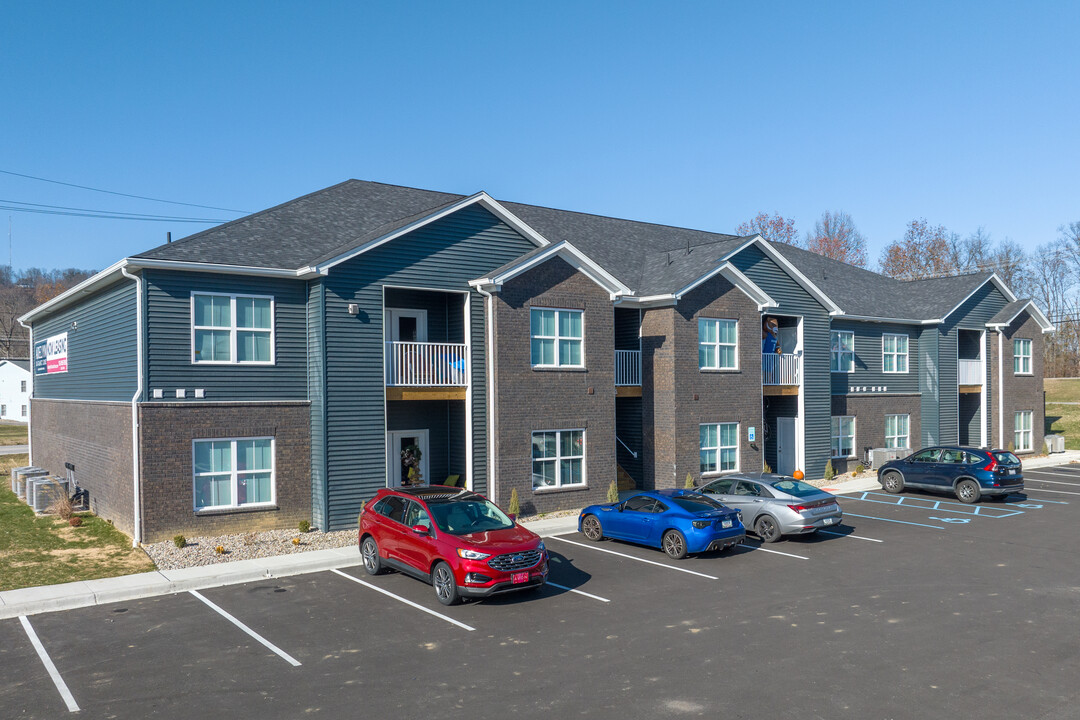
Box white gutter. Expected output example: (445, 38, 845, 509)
(997, 329, 1004, 449)
(120, 267, 144, 547)
(474, 286, 497, 503)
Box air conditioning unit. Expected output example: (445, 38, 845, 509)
(1045, 434, 1065, 454)
(869, 447, 908, 469)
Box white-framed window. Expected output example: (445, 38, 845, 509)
(1013, 339, 1032, 374)
(193, 437, 275, 510)
(20, 405, 26, 417)
(20, 380, 26, 392)
(885, 414, 909, 449)
(882, 334, 908, 373)
(1014, 411, 1033, 452)
(831, 416, 856, 458)
(530, 308, 583, 368)
(191, 293, 275, 365)
(700, 422, 739, 474)
(831, 330, 854, 372)
(532, 429, 585, 490)
(699, 318, 738, 370)
(1, 404, 6, 416)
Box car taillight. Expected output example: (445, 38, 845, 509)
(692, 520, 711, 529)
(787, 504, 809, 513)
(984, 458, 997, 472)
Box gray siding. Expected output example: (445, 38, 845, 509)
(919, 326, 940, 445)
(307, 280, 328, 528)
(830, 320, 920, 395)
(729, 244, 831, 478)
(33, 279, 138, 401)
(318, 205, 537, 530)
(144, 270, 308, 400)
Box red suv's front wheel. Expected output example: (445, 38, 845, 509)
(432, 561, 461, 606)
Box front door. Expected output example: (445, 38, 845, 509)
(776, 417, 797, 476)
(385, 308, 428, 343)
(387, 429, 430, 487)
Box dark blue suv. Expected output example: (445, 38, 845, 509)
(877, 446, 1023, 503)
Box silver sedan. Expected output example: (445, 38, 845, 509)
(696, 473, 842, 542)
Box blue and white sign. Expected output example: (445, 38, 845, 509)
(748, 426, 756, 442)
(34, 332, 68, 375)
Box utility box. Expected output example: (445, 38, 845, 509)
(14, 467, 47, 500)
(1044, 434, 1065, 454)
(869, 447, 909, 469)
(32, 477, 70, 514)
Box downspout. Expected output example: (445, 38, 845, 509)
(17, 319, 32, 465)
(120, 267, 144, 547)
(475, 286, 497, 504)
(997, 329, 1004, 449)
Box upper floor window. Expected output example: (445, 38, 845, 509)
(831, 331, 854, 373)
(699, 318, 738, 370)
(700, 422, 739, 474)
(1014, 339, 1032, 374)
(192, 293, 274, 364)
(530, 308, 583, 368)
(882, 334, 908, 373)
(193, 437, 275, 510)
(20, 380, 26, 393)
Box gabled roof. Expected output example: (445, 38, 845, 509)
(469, 240, 632, 298)
(986, 299, 1055, 333)
(0, 359, 30, 372)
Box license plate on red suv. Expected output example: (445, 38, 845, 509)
(512, 572, 529, 584)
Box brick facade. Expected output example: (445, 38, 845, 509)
(642, 275, 763, 488)
(490, 257, 615, 515)
(30, 399, 135, 535)
(829, 394, 921, 474)
(990, 311, 1046, 455)
(138, 401, 311, 542)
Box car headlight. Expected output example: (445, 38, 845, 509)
(537, 540, 545, 552)
(456, 548, 491, 560)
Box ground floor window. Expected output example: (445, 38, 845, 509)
(831, 416, 856, 458)
(532, 429, 585, 490)
(885, 414, 909, 449)
(700, 422, 738, 474)
(1014, 411, 1033, 452)
(20, 405, 26, 417)
(193, 437, 275, 510)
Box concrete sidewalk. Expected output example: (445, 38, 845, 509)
(3, 450, 1076, 620)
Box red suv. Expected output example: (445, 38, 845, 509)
(359, 486, 548, 605)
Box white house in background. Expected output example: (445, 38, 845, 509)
(0, 359, 31, 422)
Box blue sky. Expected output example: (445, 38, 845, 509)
(1, 1, 1077, 272)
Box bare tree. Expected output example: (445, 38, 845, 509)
(804, 211, 868, 267)
(736, 212, 800, 246)
(878, 219, 953, 280)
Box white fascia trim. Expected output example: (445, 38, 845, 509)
(984, 300, 1056, 334)
(315, 192, 550, 274)
(616, 294, 677, 308)
(674, 261, 777, 311)
(837, 314, 941, 325)
(19, 259, 130, 325)
(722, 236, 843, 314)
(941, 273, 1019, 324)
(478, 241, 631, 298)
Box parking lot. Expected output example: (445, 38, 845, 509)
(3, 464, 1080, 719)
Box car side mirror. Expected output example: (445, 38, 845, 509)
(617, 502, 625, 512)
(508, 513, 517, 522)
(412, 524, 430, 536)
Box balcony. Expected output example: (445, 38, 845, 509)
(615, 350, 641, 397)
(762, 353, 800, 396)
(958, 358, 983, 391)
(385, 341, 468, 399)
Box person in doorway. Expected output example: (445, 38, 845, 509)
(762, 316, 781, 354)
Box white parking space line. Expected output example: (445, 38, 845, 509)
(548, 535, 719, 580)
(18, 616, 80, 713)
(818, 530, 883, 543)
(736, 543, 809, 560)
(1024, 475, 1080, 485)
(188, 591, 302, 666)
(842, 512, 946, 530)
(330, 569, 476, 631)
(1006, 494, 1070, 504)
(545, 582, 611, 602)
(1010, 486, 1080, 496)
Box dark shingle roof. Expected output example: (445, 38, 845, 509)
(987, 299, 1034, 326)
(1, 359, 30, 372)
(137, 179, 1008, 323)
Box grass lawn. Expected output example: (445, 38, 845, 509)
(1044, 378, 1080, 450)
(0, 454, 156, 592)
(0, 423, 28, 445)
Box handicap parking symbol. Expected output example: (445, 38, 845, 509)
(1015, 503, 1043, 509)
(928, 517, 971, 524)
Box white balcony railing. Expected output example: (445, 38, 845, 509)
(385, 341, 468, 386)
(762, 353, 801, 386)
(959, 358, 984, 385)
(615, 350, 641, 386)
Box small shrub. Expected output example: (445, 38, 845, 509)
(298, 520, 311, 534)
(684, 473, 695, 489)
(508, 488, 520, 517)
(1008, 441, 1016, 453)
(173, 535, 187, 549)
(214, 545, 226, 555)
(855, 464, 865, 474)
(763, 461, 772, 474)
(49, 493, 74, 520)
(823, 459, 835, 482)
(607, 480, 619, 503)
(68, 516, 83, 527)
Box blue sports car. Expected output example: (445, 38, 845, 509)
(578, 489, 745, 559)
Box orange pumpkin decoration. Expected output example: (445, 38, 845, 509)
(792, 470, 804, 480)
